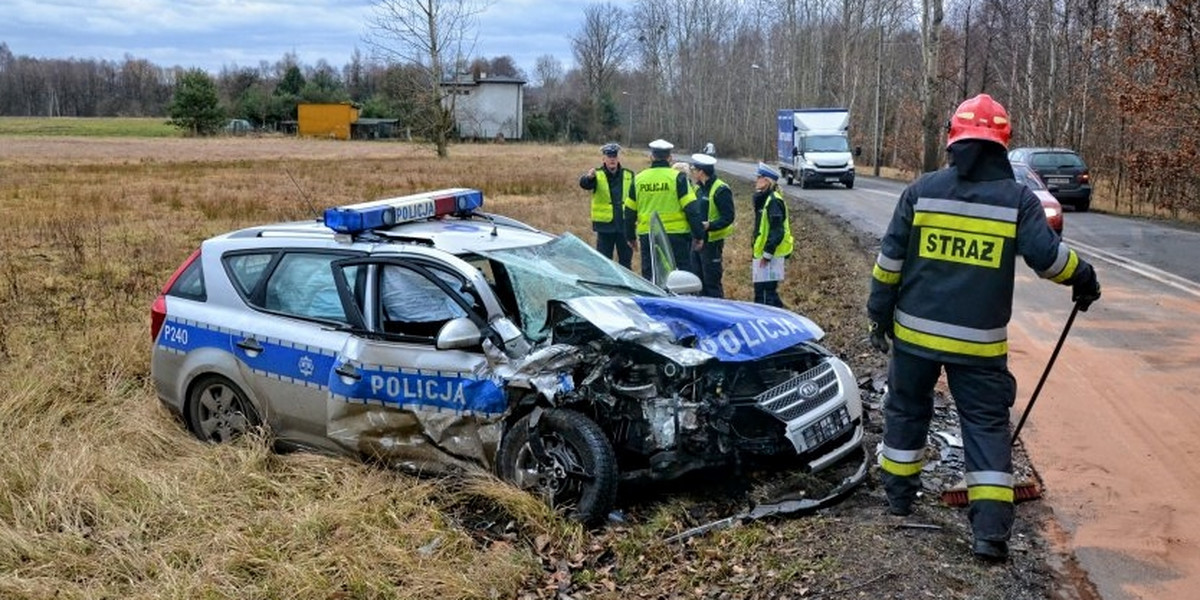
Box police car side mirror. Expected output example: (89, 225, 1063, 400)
(665, 270, 702, 295)
(436, 317, 483, 350)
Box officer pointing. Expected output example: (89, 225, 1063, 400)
(867, 93, 1101, 563)
(579, 142, 635, 269)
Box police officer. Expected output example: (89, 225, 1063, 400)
(751, 163, 792, 307)
(624, 139, 702, 280)
(867, 93, 1102, 562)
(688, 153, 735, 298)
(579, 142, 635, 269)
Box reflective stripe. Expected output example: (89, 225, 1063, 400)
(1045, 247, 1079, 283)
(966, 471, 1015, 503)
(879, 456, 924, 477)
(878, 444, 924, 477)
(915, 197, 1019, 223)
(965, 471, 1014, 487)
(881, 444, 925, 462)
(875, 253, 904, 272)
(913, 212, 1016, 239)
(895, 309, 1006, 343)
(894, 322, 1008, 357)
(873, 263, 901, 285)
(968, 485, 1015, 503)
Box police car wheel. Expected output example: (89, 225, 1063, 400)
(496, 409, 617, 526)
(185, 375, 260, 444)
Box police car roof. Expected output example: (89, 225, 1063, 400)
(224, 212, 555, 255)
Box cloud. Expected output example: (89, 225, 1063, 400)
(1, 0, 606, 74)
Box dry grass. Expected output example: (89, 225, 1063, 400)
(0, 139, 605, 599)
(0, 137, 950, 599)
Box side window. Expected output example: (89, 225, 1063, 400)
(262, 253, 349, 322)
(224, 252, 275, 297)
(167, 256, 206, 301)
(378, 264, 474, 339)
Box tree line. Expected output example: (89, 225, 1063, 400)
(1, 0, 1196, 216)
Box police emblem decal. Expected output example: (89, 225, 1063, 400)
(298, 355, 315, 378)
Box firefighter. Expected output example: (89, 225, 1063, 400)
(687, 152, 735, 298)
(751, 162, 791, 307)
(867, 93, 1102, 562)
(579, 142, 635, 269)
(624, 139, 702, 280)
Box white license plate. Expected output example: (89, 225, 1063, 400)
(824, 177, 841, 183)
(1047, 177, 1070, 185)
(800, 406, 852, 448)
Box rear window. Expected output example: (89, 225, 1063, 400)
(224, 252, 276, 296)
(167, 257, 206, 301)
(1012, 165, 1046, 190)
(1030, 152, 1084, 169)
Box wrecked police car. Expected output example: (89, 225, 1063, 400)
(151, 189, 865, 524)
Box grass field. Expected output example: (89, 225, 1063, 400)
(0, 116, 181, 137)
(0, 136, 891, 599)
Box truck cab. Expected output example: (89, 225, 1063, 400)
(776, 108, 860, 189)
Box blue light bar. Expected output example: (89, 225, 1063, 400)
(323, 188, 485, 234)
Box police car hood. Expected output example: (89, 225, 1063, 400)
(557, 296, 824, 365)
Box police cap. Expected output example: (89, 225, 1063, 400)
(755, 162, 780, 181)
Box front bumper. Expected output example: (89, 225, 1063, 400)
(755, 356, 865, 473)
(801, 168, 855, 185)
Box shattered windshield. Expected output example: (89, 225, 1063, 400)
(480, 233, 666, 340)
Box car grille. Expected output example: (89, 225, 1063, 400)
(754, 361, 840, 422)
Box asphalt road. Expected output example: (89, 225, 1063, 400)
(719, 159, 1200, 600)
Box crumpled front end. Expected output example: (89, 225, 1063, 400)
(553, 296, 865, 481)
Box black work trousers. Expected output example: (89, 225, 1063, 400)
(690, 238, 725, 298)
(754, 280, 783, 307)
(881, 348, 1017, 542)
(595, 230, 633, 270)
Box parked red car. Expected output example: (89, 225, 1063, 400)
(1013, 162, 1064, 235)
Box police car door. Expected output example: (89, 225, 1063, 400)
(228, 249, 360, 451)
(647, 212, 676, 286)
(325, 257, 507, 469)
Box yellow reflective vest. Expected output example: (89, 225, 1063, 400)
(590, 168, 633, 224)
(704, 178, 734, 242)
(753, 189, 793, 258)
(626, 166, 695, 235)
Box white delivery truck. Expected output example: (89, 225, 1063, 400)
(776, 108, 860, 189)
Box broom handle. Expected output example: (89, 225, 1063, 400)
(1011, 302, 1081, 446)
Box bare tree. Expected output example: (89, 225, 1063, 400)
(920, 0, 945, 172)
(364, 0, 491, 157)
(572, 2, 633, 140)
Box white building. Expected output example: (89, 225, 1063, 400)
(440, 74, 525, 140)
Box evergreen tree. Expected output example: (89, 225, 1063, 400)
(168, 69, 224, 136)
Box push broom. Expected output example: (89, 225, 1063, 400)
(941, 302, 1082, 507)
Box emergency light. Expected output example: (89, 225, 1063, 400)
(323, 188, 485, 234)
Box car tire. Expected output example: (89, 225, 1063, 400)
(1076, 197, 1090, 212)
(844, 178, 855, 189)
(496, 409, 618, 526)
(785, 172, 795, 186)
(185, 374, 260, 443)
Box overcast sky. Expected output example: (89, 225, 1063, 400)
(2, 0, 602, 81)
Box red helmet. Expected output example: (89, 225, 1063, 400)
(946, 94, 1011, 149)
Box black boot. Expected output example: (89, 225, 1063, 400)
(972, 539, 1009, 562)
